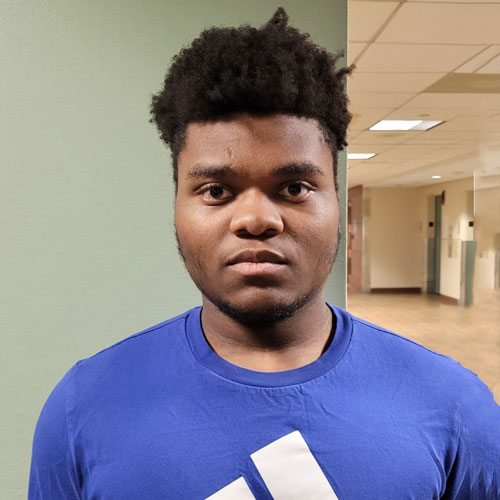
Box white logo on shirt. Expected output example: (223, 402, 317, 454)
(206, 431, 339, 499)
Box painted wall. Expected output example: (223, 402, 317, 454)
(1, 1, 348, 497)
(474, 179, 500, 289)
(365, 187, 423, 289)
(476, 251, 497, 289)
(418, 177, 474, 300)
(362, 179, 476, 298)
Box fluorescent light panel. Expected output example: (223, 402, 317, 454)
(432, 175, 441, 179)
(369, 120, 443, 131)
(348, 153, 376, 160)
(411, 121, 443, 131)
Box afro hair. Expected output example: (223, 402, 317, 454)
(150, 7, 353, 186)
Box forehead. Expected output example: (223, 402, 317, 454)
(178, 114, 333, 176)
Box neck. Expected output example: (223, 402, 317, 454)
(200, 294, 334, 372)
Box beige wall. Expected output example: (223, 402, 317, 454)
(363, 178, 475, 298)
(476, 251, 496, 289)
(417, 177, 474, 300)
(365, 187, 423, 289)
(474, 178, 500, 289)
(1, 2, 348, 498)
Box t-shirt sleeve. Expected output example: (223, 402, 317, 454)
(28, 364, 81, 500)
(444, 368, 500, 499)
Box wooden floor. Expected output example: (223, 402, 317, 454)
(347, 289, 500, 404)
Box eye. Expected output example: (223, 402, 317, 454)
(197, 183, 232, 203)
(279, 182, 312, 200)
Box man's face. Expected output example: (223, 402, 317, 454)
(175, 113, 339, 324)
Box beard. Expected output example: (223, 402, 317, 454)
(174, 227, 341, 328)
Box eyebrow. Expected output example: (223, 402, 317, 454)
(186, 162, 325, 180)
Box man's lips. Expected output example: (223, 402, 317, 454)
(226, 249, 288, 276)
(226, 249, 288, 266)
(228, 261, 287, 277)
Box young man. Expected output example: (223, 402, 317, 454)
(30, 8, 500, 499)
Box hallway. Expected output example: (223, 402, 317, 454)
(347, 290, 500, 404)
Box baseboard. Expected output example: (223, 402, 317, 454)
(370, 287, 422, 294)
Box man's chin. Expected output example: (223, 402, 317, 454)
(206, 293, 312, 327)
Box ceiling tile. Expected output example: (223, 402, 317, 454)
(380, 144, 445, 161)
(360, 162, 421, 182)
(355, 44, 486, 73)
(347, 144, 391, 155)
(349, 42, 367, 64)
(375, 128, 479, 147)
(348, 161, 398, 186)
(477, 54, 500, 74)
(378, 3, 500, 44)
(348, 108, 393, 131)
(403, 93, 500, 110)
(425, 129, 476, 144)
(347, 130, 363, 145)
(419, 147, 478, 162)
(348, 1, 399, 42)
(363, 151, 479, 188)
(354, 130, 418, 145)
(410, 128, 479, 143)
(405, 135, 458, 146)
(346, 0, 499, 187)
(348, 92, 415, 109)
(455, 46, 500, 73)
(424, 73, 500, 94)
(348, 169, 385, 188)
(434, 116, 498, 132)
(385, 108, 462, 121)
(393, 105, 497, 119)
(348, 72, 444, 93)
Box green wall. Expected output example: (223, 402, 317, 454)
(0, 1, 347, 497)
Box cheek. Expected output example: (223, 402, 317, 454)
(303, 221, 337, 254)
(301, 199, 339, 246)
(175, 206, 221, 260)
(175, 207, 198, 255)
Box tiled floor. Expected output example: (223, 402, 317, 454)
(347, 289, 500, 404)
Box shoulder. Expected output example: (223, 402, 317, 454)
(345, 311, 500, 446)
(57, 307, 199, 400)
(349, 313, 457, 365)
(351, 313, 464, 369)
(78, 307, 196, 368)
(345, 311, 495, 407)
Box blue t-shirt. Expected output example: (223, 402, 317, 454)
(29, 304, 500, 499)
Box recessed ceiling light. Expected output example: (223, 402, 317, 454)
(369, 120, 443, 131)
(432, 175, 441, 179)
(347, 153, 376, 160)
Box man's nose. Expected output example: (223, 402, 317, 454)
(229, 188, 284, 238)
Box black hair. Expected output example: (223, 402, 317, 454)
(150, 7, 353, 187)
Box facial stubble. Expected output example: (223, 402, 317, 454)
(174, 226, 341, 327)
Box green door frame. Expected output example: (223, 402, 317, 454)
(433, 194, 442, 294)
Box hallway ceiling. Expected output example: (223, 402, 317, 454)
(347, 0, 500, 188)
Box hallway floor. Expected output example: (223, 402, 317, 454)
(347, 289, 500, 404)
